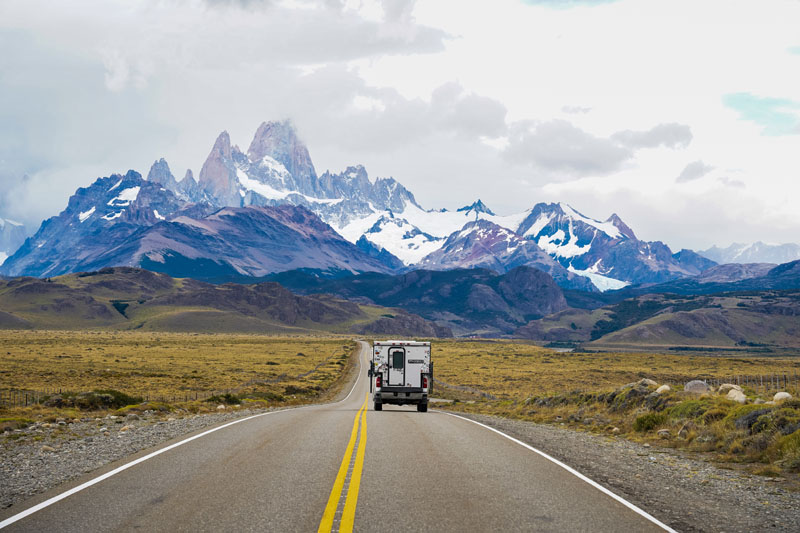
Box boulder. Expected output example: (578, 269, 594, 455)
(657, 429, 671, 439)
(40, 445, 56, 453)
(726, 389, 747, 404)
(774, 392, 793, 402)
(684, 380, 710, 394)
(611, 427, 620, 434)
(656, 385, 671, 394)
(119, 425, 132, 432)
(217, 404, 227, 410)
(754, 398, 765, 405)
(718, 383, 742, 395)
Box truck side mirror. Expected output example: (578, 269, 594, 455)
(368, 368, 373, 377)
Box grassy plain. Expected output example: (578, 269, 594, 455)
(430, 339, 800, 475)
(0, 330, 355, 417)
(431, 340, 800, 399)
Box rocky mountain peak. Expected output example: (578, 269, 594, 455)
(457, 199, 495, 216)
(606, 213, 636, 239)
(247, 121, 318, 194)
(198, 130, 240, 206)
(147, 158, 179, 193)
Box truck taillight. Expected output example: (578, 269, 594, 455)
(423, 376, 428, 388)
(375, 375, 382, 388)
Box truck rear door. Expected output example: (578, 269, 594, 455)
(387, 346, 405, 386)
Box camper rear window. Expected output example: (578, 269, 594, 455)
(390, 349, 404, 369)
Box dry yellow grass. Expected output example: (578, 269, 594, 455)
(432, 339, 800, 400)
(0, 330, 354, 411)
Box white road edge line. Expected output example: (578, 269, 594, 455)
(0, 342, 366, 530)
(438, 411, 677, 533)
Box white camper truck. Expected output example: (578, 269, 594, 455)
(369, 340, 432, 412)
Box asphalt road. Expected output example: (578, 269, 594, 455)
(1, 341, 670, 532)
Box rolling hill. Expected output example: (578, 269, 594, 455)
(0, 267, 451, 337)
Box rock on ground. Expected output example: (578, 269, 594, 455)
(684, 380, 710, 394)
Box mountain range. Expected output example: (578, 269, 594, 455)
(699, 242, 800, 265)
(0, 121, 745, 291)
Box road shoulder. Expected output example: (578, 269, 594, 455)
(447, 412, 800, 533)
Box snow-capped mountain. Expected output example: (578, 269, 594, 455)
(0, 218, 27, 266)
(0, 168, 388, 278)
(3, 120, 719, 290)
(700, 242, 800, 265)
(0, 171, 191, 277)
(417, 219, 596, 291)
(510, 202, 715, 286)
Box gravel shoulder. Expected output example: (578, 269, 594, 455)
(448, 411, 800, 533)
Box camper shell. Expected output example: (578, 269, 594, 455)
(370, 340, 432, 412)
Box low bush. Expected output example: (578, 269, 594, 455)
(206, 393, 240, 405)
(669, 399, 709, 420)
(634, 412, 667, 432)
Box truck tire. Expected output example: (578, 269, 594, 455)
(374, 401, 382, 411)
(417, 402, 428, 413)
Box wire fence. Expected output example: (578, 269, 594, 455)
(0, 388, 238, 410)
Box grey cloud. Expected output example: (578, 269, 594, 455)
(431, 83, 508, 139)
(504, 120, 632, 177)
(612, 123, 692, 149)
(676, 160, 714, 183)
(718, 176, 745, 188)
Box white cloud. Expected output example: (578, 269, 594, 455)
(676, 160, 714, 183)
(0, 0, 799, 250)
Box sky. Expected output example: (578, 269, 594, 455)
(1, 0, 799, 251)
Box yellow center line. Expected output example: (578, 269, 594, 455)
(318, 393, 368, 533)
(340, 394, 368, 532)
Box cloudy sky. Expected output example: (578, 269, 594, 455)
(1, 0, 799, 250)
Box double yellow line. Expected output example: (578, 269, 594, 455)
(318, 393, 369, 533)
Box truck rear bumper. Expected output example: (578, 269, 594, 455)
(374, 387, 427, 405)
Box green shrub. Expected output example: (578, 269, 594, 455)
(93, 389, 143, 408)
(206, 393, 240, 405)
(669, 400, 709, 420)
(634, 412, 667, 432)
(703, 408, 728, 424)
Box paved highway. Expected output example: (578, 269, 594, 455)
(1, 341, 672, 532)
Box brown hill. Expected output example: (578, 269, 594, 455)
(0, 267, 451, 337)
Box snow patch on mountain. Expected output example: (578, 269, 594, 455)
(258, 155, 291, 181)
(537, 222, 592, 258)
(559, 203, 622, 239)
(78, 207, 96, 223)
(0, 252, 7, 266)
(523, 213, 553, 238)
(107, 187, 140, 207)
(568, 265, 629, 291)
(362, 215, 443, 265)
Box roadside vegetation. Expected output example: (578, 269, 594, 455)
(0, 330, 355, 424)
(430, 340, 800, 476)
